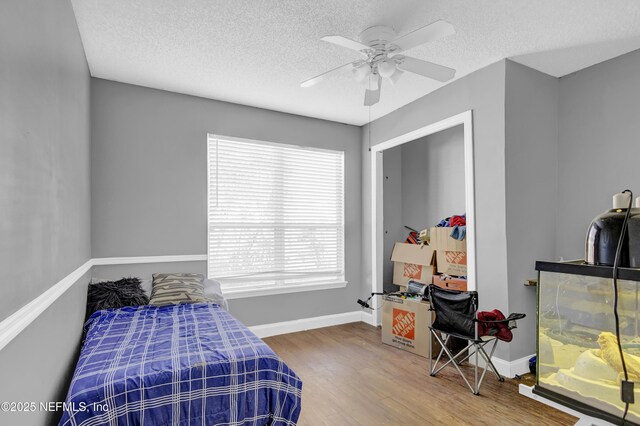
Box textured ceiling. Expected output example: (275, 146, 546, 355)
(70, 0, 640, 126)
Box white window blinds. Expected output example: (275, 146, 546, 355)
(207, 135, 345, 293)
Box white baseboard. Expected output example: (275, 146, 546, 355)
(497, 353, 534, 378)
(468, 352, 534, 378)
(249, 310, 371, 338)
(359, 310, 375, 326)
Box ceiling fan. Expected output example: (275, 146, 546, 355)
(300, 21, 456, 106)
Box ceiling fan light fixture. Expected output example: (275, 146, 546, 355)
(388, 68, 403, 85)
(352, 63, 371, 83)
(378, 58, 397, 78)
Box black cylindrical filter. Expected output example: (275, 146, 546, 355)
(585, 208, 629, 266)
(585, 192, 633, 267)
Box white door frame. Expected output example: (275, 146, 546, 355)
(369, 110, 476, 325)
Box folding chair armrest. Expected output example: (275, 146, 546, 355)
(474, 313, 526, 323)
(506, 313, 526, 321)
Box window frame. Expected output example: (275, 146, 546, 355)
(206, 134, 347, 299)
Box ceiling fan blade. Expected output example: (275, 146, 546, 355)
(397, 56, 455, 82)
(321, 35, 371, 53)
(300, 62, 357, 88)
(388, 20, 454, 53)
(364, 75, 382, 106)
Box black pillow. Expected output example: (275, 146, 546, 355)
(86, 277, 149, 318)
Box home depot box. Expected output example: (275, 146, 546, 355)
(429, 227, 467, 276)
(381, 295, 441, 358)
(390, 243, 435, 287)
(432, 274, 467, 291)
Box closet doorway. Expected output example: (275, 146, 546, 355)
(369, 111, 475, 324)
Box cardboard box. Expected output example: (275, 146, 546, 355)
(381, 295, 441, 358)
(430, 227, 467, 276)
(382, 296, 468, 359)
(390, 243, 436, 286)
(432, 274, 467, 291)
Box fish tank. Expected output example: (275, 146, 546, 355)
(536, 261, 640, 425)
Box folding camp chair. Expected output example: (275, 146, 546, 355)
(427, 284, 525, 395)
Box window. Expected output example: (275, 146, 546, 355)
(207, 134, 346, 297)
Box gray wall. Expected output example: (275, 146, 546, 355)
(0, 0, 91, 322)
(401, 126, 465, 230)
(362, 60, 511, 359)
(382, 145, 403, 291)
(0, 0, 91, 424)
(557, 49, 640, 260)
(504, 60, 559, 360)
(90, 78, 363, 326)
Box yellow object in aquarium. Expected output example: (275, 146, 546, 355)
(597, 331, 640, 383)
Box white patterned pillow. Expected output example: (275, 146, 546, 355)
(149, 273, 207, 306)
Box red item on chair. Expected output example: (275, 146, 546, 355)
(477, 309, 513, 342)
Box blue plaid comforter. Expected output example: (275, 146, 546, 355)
(59, 303, 302, 425)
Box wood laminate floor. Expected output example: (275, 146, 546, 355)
(264, 322, 577, 426)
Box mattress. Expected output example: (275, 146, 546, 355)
(59, 303, 302, 425)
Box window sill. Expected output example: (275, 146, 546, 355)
(222, 280, 348, 300)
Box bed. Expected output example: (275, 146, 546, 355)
(59, 302, 302, 425)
